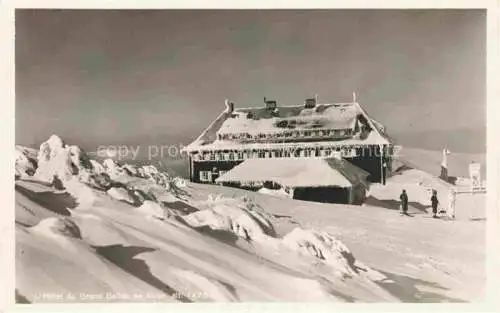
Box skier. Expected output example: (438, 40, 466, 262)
(399, 189, 409, 215)
(431, 189, 439, 218)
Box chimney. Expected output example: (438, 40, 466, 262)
(264, 97, 277, 110)
(305, 97, 317, 109)
(225, 99, 234, 113)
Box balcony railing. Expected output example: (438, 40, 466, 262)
(217, 128, 355, 143)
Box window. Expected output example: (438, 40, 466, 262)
(304, 150, 312, 157)
(238, 151, 244, 159)
(342, 148, 357, 157)
(284, 150, 291, 157)
(215, 153, 222, 161)
(209, 153, 216, 161)
(258, 151, 266, 158)
(332, 150, 342, 159)
(274, 150, 282, 158)
(304, 131, 311, 137)
(228, 152, 235, 161)
(199, 171, 212, 182)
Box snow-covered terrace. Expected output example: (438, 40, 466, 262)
(215, 157, 370, 188)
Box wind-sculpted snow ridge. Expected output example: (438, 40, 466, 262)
(32, 217, 83, 240)
(107, 187, 137, 205)
(184, 195, 277, 240)
(181, 194, 388, 288)
(282, 228, 360, 278)
(135, 200, 177, 220)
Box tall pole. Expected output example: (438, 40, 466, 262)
(380, 144, 384, 185)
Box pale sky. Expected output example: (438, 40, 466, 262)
(16, 9, 486, 153)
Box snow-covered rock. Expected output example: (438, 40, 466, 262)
(15, 146, 38, 178)
(138, 165, 170, 187)
(33, 135, 111, 190)
(103, 158, 127, 178)
(89, 159, 105, 175)
(107, 187, 136, 204)
(122, 164, 138, 176)
(35, 135, 75, 182)
(102, 159, 171, 189)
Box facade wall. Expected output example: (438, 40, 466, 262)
(189, 144, 392, 184)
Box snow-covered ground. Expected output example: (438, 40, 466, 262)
(14, 135, 485, 303)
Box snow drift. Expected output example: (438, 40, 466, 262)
(184, 195, 276, 241)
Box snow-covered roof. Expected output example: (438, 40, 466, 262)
(183, 101, 392, 153)
(218, 103, 359, 135)
(215, 157, 370, 189)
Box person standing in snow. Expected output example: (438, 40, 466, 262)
(399, 189, 409, 215)
(431, 190, 439, 218)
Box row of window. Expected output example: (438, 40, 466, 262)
(199, 170, 227, 182)
(193, 147, 357, 162)
(217, 128, 354, 142)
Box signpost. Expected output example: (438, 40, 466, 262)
(469, 162, 482, 193)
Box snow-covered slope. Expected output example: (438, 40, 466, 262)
(396, 147, 486, 179)
(186, 169, 486, 303)
(14, 136, 485, 303)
